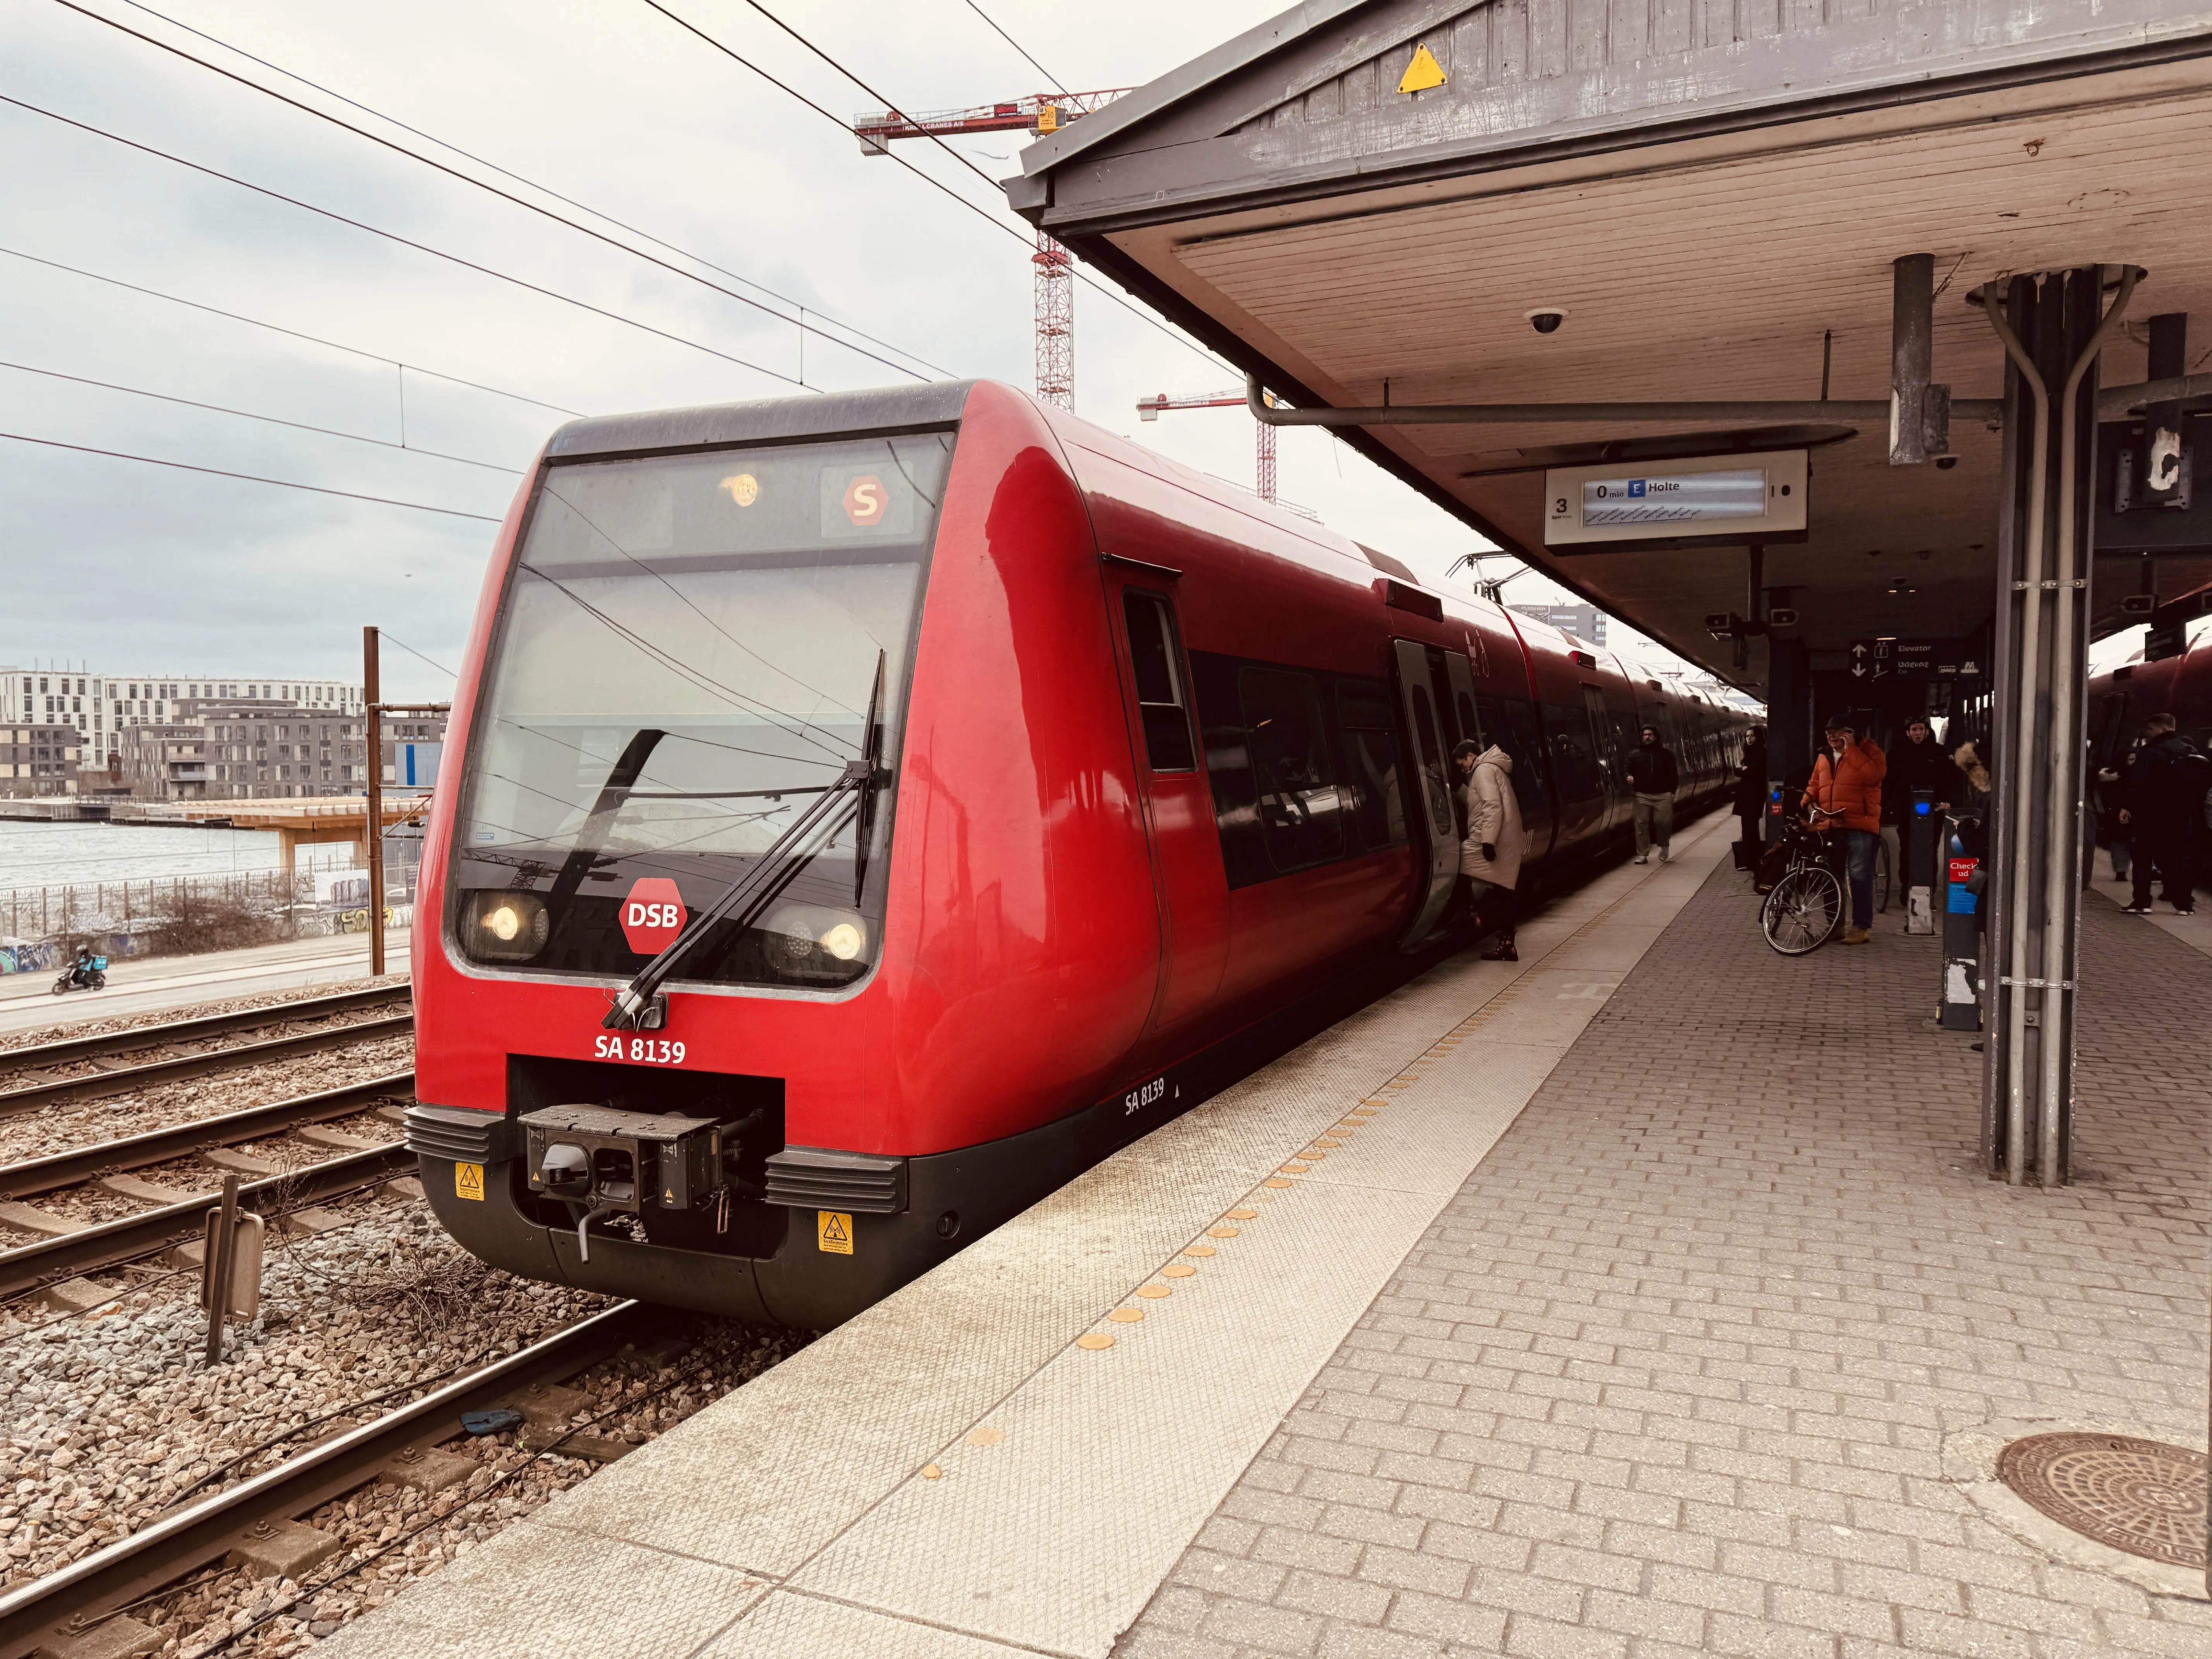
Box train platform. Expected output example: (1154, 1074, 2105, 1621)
(0, 929, 409, 1036)
(320, 812, 2210, 1659)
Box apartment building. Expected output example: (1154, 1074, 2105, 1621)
(0, 725, 84, 796)
(198, 706, 374, 799)
(0, 666, 362, 769)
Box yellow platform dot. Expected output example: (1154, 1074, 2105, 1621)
(1301, 1149, 1329, 1160)
(1208, 1224, 1240, 1238)
(1227, 1208, 1257, 1220)
(966, 1425, 1005, 1447)
(1312, 1137, 1342, 1148)
(1281, 1162, 1311, 1175)
(1162, 1264, 1196, 1278)
(921, 1463, 943, 1479)
(1076, 1333, 1114, 1350)
(1183, 1244, 1217, 1257)
(1263, 1177, 1294, 1189)
(1108, 1307, 1144, 1323)
(1136, 1284, 1171, 1300)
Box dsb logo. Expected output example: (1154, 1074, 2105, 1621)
(620, 877, 686, 955)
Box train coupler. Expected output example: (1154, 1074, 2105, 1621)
(521, 1104, 727, 1251)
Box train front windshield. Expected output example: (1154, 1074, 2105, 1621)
(451, 431, 953, 989)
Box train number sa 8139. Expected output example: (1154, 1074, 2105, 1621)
(593, 1035, 687, 1065)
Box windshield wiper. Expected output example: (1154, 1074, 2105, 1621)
(548, 728, 665, 909)
(603, 652, 889, 1032)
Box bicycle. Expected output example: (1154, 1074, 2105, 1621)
(1760, 808, 1848, 955)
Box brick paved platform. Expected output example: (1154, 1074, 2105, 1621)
(1120, 866, 2212, 1659)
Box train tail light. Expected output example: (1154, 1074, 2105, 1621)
(464, 891, 550, 962)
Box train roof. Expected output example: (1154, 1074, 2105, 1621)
(543, 381, 979, 462)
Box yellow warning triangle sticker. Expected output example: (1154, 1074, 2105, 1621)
(1397, 43, 1446, 95)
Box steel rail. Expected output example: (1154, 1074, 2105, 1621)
(0, 1144, 415, 1301)
(0, 1301, 646, 1659)
(0, 1072, 415, 1201)
(0, 984, 410, 1074)
(0, 1014, 413, 1117)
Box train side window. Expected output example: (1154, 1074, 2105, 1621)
(1121, 591, 1196, 772)
(1190, 651, 1266, 888)
(1239, 667, 1347, 872)
(1335, 680, 1407, 852)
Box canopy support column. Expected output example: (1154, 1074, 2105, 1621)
(1979, 265, 2138, 1186)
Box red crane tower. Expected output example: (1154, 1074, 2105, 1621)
(1137, 388, 1281, 502)
(854, 91, 1129, 410)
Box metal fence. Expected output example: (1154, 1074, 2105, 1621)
(0, 865, 421, 973)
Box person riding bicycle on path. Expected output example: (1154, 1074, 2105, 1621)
(1802, 713, 1887, 945)
(1454, 739, 1524, 962)
(1625, 725, 1679, 864)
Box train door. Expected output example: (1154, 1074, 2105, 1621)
(1108, 580, 1228, 1035)
(1441, 652, 1481, 759)
(1391, 639, 1460, 945)
(1583, 685, 1629, 831)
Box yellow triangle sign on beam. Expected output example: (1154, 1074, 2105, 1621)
(1398, 43, 1447, 95)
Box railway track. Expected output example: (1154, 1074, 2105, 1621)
(0, 1301, 651, 1659)
(0, 988, 414, 1117)
(0, 1072, 419, 1302)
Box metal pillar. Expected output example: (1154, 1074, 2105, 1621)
(364, 625, 385, 978)
(1764, 637, 1812, 843)
(1978, 266, 2139, 1186)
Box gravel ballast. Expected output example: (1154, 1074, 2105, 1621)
(0, 1201, 807, 1656)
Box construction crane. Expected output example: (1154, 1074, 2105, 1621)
(854, 90, 1130, 410)
(1138, 388, 1281, 503)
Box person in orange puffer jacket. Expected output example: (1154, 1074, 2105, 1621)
(1802, 713, 1887, 943)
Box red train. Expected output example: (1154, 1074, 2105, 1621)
(2088, 630, 2212, 767)
(407, 381, 1754, 1328)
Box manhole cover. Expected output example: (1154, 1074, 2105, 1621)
(1996, 1433, 2207, 1568)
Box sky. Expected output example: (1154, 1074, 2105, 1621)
(0, 0, 1697, 706)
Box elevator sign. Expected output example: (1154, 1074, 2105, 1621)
(620, 877, 686, 955)
(1544, 449, 1810, 551)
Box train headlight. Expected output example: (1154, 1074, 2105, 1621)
(761, 905, 870, 978)
(465, 890, 549, 962)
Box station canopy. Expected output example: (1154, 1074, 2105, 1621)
(1006, 0, 2212, 693)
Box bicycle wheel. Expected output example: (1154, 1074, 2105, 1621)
(1874, 837, 1893, 914)
(1763, 865, 1844, 955)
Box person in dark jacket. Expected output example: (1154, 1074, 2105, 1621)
(1624, 725, 1680, 864)
(2119, 713, 2207, 914)
(1732, 727, 1768, 864)
(1881, 718, 1959, 889)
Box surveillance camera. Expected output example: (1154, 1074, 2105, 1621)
(1525, 307, 1568, 335)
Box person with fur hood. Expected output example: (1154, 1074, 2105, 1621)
(1453, 739, 1525, 962)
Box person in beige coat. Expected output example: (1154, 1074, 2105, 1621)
(1453, 740, 1524, 962)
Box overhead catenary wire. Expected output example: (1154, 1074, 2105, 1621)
(639, 0, 1235, 376)
(0, 431, 503, 521)
(374, 631, 459, 679)
(0, 244, 581, 417)
(53, 0, 946, 386)
(103, 0, 958, 381)
(958, 0, 1070, 97)
(0, 359, 521, 473)
(0, 93, 810, 392)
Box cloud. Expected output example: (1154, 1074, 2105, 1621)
(2, 0, 1638, 704)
